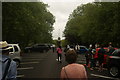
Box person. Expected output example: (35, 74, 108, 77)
(56, 46, 62, 63)
(52, 44, 55, 53)
(98, 45, 105, 71)
(57, 37, 61, 47)
(95, 43, 99, 49)
(75, 44, 80, 53)
(89, 44, 92, 48)
(107, 43, 115, 55)
(61, 49, 87, 80)
(85, 47, 91, 68)
(0, 41, 17, 80)
(90, 49, 96, 70)
(64, 45, 69, 53)
(93, 44, 99, 68)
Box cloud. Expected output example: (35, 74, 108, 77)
(41, 0, 94, 39)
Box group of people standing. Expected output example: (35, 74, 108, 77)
(85, 43, 115, 71)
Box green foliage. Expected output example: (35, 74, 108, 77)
(64, 2, 120, 47)
(2, 2, 55, 48)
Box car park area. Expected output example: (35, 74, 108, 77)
(17, 49, 120, 80)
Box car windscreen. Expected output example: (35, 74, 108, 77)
(112, 49, 120, 56)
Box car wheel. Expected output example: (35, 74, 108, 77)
(109, 66, 119, 77)
(13, 59, 20, 67)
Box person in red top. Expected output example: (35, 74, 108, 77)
(56, 46, 62, 63)
(61, 49, 87, 80)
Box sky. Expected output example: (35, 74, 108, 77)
(40, 0, 94, 40)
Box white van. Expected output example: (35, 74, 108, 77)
(8, 44, 21, 67)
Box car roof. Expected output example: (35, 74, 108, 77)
(80, 46, 86, 47)
(8, 44, 18, 45)
(114, 49, 120, 52)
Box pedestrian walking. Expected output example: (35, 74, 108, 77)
(61, 49, 87, 80)
(98, 45, 105, 71)
(56, 46, 62, 63)
(0, 41, 17, 80)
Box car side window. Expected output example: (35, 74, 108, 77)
(80, 47, 85, 49)
(14, 46, 19, 52)
(112, 50, 120, 56)
(9, 45, 13, 52)
(118, 51, 120, 57)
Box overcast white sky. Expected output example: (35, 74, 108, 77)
(40, 0, 94, 40)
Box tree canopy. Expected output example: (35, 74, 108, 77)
(64, 2, 120, 47)
(2, 2, 55, 48)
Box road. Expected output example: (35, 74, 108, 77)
(17, 49, 120, 80)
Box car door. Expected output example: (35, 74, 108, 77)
(13, 45, 21, 59)
(9, 45, 20, 59)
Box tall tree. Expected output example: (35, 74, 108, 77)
(64, 2, 120, 47)
(2, 2, 55, 48)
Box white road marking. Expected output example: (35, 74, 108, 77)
(91, 74, 120, 80)
(20, 62, 39, 64)
(17, 75, 24, 78)
(17, 67, 34, 70)
(23, 57, 41, 59)
(23, 59, 42, 61)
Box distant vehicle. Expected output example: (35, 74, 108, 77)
(107, 49, 120, 77)
(8, 44, 21, 67)
(78, 46, 88, 54)
(47, 44, 53, 49)
(24, 44, 49, 53)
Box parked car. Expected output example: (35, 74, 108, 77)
(8, 44, 21, 67)
(24, 44, 49, 53)
(107, 49, 120, 77)
(78, 46, 88, 54)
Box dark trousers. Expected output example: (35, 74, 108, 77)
(86, 58, 90, 66)
(90, 59, 94, 68)
(94, 58, 98, 67)
(58, 53, 62, 61)
(52, 47, 55, 52)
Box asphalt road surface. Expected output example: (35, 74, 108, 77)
(17, 49, 120, 80)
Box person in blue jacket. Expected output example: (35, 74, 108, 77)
(0, 41, 17, 80)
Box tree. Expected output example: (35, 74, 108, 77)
(2, 2, 55, 48)
(64, 2, 120, 47)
